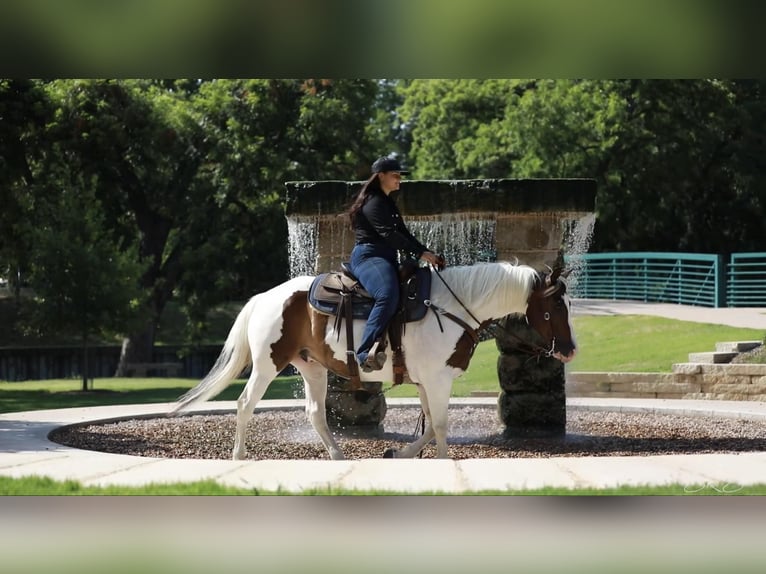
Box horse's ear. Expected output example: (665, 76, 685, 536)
(548, 266, 562, 284)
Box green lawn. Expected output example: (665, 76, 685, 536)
(568, 315, 764, 372)
(0, 377, 302, 414)
(2, 313, 765, 496)
(2, 314, 763, 411)
(2, 475, 764, 495)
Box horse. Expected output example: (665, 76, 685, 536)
(170, 261, 577, 460)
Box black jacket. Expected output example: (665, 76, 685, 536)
(353, 191, 429, 257)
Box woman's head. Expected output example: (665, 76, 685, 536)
(347, 156, 409, 225)
(371, 157, 409, 194)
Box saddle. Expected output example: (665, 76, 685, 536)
(308, 260, 432, 388)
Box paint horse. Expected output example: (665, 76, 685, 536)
(171, 261, 576, 460)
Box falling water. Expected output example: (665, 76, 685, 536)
(287, 216, 318, 278)
(561, 212, 596, 293)
(408, 214, 496, 265)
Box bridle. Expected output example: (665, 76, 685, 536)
(430, 265, 564, 362)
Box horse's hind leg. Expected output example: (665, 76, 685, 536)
(294, 358, 344, 460)
(233, 366, 278, 460)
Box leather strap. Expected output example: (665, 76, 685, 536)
(341, 292, 362, 390)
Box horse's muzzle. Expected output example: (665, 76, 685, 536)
(553, 349, 576, 363)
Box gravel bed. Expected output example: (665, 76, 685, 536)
(49, 406, 766, 460)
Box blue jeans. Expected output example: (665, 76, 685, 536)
(349, 243, 399, 364)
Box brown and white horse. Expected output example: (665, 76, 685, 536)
(171, 261, 576, 460)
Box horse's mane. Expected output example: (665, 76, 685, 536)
(435, 261, 538, 313)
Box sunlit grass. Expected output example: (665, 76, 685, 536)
(2, 315, 763, 411)
(2, 475, 765, 496)
(0, 376, 302, 414)
(568, 315, 764, 372)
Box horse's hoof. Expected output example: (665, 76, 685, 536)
(383, 448, 396, 458)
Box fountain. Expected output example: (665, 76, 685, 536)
(285, 178, 597, 433)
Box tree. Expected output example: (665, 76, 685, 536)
(399, 79, 517, 179)
(398, 79, 766, 254)
(45, 79, 216, 371)
(27, 177, 144, 390)
(40, 79, 390, 366)
(0, 79, 53, 300)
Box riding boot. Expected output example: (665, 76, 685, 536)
(360, 339, 387, 372)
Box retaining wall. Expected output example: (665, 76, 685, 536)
(567, 363, 766, 401)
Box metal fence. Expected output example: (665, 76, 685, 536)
(727, 252, 766, 306)
(567, 252, 766, 308)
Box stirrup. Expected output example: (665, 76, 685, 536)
(361, 350, 387, 372)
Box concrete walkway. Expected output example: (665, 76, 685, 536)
(1, 298, 765, 493)
(2, 397, 766, 493)
(573, 298, 766, 330)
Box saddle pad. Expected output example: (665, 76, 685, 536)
(308, 267, 433, 323)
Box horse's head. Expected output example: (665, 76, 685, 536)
(525, 267, 577, 363)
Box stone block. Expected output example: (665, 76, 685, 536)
(715, 341, 763, 353)
(634, 381, 700, 394)
(566, 372, 609, 384)
(699, 374, 751, 387)
(698, 363, 766, 376)
(566, 381, 611, 394)
(673, 363, 702, 375)
(700, 383, 764, 396)
(687, 352, 738, 364)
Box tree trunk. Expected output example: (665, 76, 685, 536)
(81, 331, 89, 391)
(115, 321, 157, 376)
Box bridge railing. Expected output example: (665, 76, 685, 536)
(567, 251, 766, 307)
(727, 252, 766, 307)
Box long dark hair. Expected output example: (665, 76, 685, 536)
(347, 173, 382, 228)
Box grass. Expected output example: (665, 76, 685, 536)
(568, 314, 763, 372)
(0, 376, 303, 414)
(2, 315, 764, 411)
(2, 314, 764, 496)
(2, 475, 765, 495)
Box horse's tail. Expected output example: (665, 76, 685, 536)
(169, 295, 259, 414)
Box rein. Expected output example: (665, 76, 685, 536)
(432, 267, 482, 327)
(432, 266, 556, 362)
(427, 266, 481, 345)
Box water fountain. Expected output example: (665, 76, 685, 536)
(285, 178, 597, 433)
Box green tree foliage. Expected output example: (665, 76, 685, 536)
(27, 178, 144, 390)
(399, 79, 766, 253)
(2, 79, 390, 366)
(0, 79, 52, 298)
(5, 77, 765, 375)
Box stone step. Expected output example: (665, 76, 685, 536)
(687, 351, 739, 364)
(715, 341, 763, 353)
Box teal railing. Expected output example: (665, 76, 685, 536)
(727, 252, 766, 307)
(566, 252, 726, 307)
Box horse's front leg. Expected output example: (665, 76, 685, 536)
(386, 383, 448, 458)
(294, 358, 345, 460)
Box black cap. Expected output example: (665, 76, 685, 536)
(371, 157, 410, 175)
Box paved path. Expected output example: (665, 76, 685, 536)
(573, 298, 766, 330)
(2, 298, 765, 493)
(2, 397, 765, 493)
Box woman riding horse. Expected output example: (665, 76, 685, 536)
(346, 157, 445, 372)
